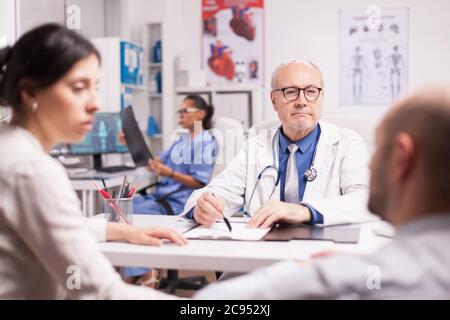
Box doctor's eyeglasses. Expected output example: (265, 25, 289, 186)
(176, 107, 200, 115)
(273, 86, 323, 102)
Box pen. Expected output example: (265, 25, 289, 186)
(222, 215, 233, 233)
(117, 176, 125, 199)
(92, 180, 111, 199)
(123, 181, 130, 199)
(92, 180, 129, 224)
(128, 187, 136, 198)
(211, 193, 232, 232)
(108, 202, 130, 224)
(101, 178, 108, 192)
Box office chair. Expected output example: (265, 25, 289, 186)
(249, 118, 280, 130)
(250, 116, 378, 152)
(158, 270, 209, 293)
(209, 117, 244, 178)
(321, 114, 380, 152)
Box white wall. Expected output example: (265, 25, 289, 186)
(113, 0, 450, 150)
(0, 0, 18, 46)
(125, 0, 450, 125)
(18, 0, 106, 37)
(122, 0, 186, 148)
(19, 0, 65, 34)
(70, 0, 105, 37)
(263, 0, 450, 122)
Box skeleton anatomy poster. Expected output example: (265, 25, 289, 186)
(202, 0, 264, 86)
(339, 7, 409, 105)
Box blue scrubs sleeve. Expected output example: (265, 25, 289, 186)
(159, 147, 171, 164)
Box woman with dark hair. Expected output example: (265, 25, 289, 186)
(124, 94, 216, 216)
(0, 24, 186, 299)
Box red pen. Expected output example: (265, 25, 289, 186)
(92, 180, 112, 199)
(93, 180, 130, 224)
(128, 187, 136, 198)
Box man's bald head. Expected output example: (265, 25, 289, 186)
(271, 60, 324, 90)
(380, 86, 450, 201)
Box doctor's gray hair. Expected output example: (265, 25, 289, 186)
(270, 60, 324, 91)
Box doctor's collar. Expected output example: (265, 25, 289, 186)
(279, 125, 320, 154)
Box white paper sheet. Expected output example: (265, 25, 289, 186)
(184, 222, 270, 241)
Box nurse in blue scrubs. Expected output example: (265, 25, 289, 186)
(121, 95, 216, 283)
(132, 94, 216, 216)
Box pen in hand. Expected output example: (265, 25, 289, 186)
(211, 192, 232, 232)
(223, 215, 233, 233)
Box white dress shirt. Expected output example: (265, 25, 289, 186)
(195, 214, 450, 299)
(0, 124, 173, 299)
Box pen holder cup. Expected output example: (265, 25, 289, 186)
(102, 198, 133, 224)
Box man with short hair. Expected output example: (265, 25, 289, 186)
(195, 86, 450, 299)
(182, 60, 373, 227)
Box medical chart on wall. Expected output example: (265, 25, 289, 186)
(202, 0, 264, 86)
(339, 7, 409, 106)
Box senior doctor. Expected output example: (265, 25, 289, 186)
(181, 60, 372, 227)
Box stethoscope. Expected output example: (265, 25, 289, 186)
(243, 126, 320, 216)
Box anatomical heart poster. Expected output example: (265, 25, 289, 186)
(202, 0, 264, 86)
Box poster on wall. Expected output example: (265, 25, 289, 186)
(202, 0, 264, 86)
(339, 7, 409, 106)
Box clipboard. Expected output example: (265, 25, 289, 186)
(263, 224, 361, 244)
(120, 106, 154, 166)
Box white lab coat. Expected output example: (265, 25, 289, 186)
(181, 121, 375, 225)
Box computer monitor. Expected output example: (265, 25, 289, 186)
(68, 112, 129, 171)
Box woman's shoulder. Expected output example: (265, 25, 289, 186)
(197, 130, 216, 144)
(0, 125, 67, 180)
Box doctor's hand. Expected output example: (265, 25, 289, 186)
(194, 192, 224, 227)
(247, 200, 311, 228)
